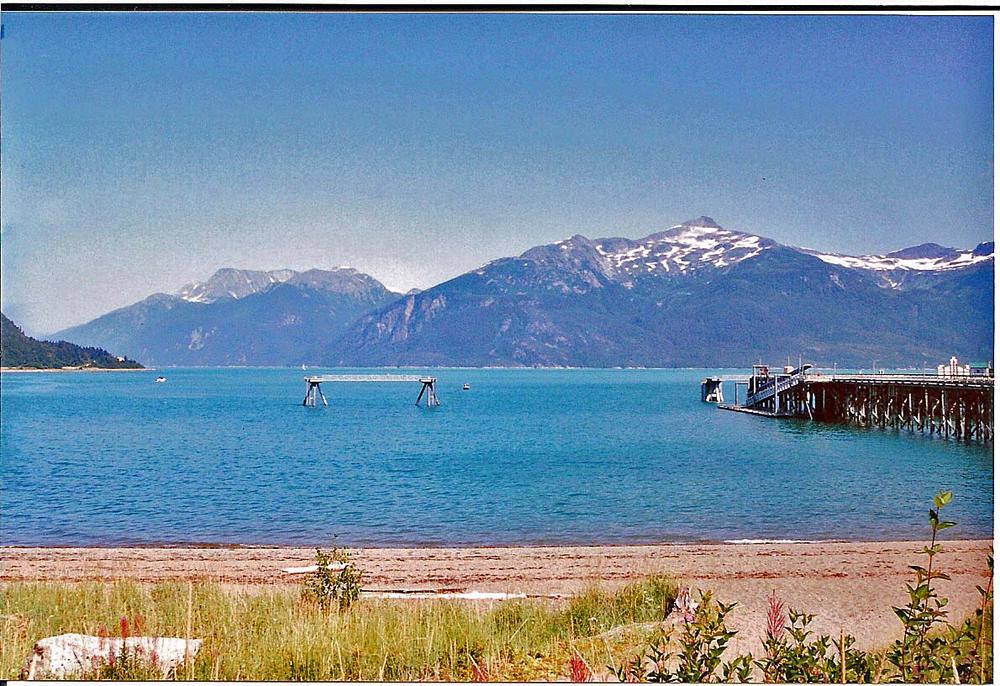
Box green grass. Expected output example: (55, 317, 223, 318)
(0, 576, 677, 681)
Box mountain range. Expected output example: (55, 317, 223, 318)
(55, 268, 397, 366)
(53, 217, 994, 368)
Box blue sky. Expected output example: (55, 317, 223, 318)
(0, 12, 993, 334)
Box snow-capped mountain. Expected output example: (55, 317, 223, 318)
(56, 268, 399, 366)
(536, 217, 992, 285)
(593, 216, 776, 279)
(329, 217, 993, 367)
(176, 267, 385, 303)
(462, 217, 779, 297)
(505, 216, 994, 296)
(177, 268, 297, 303)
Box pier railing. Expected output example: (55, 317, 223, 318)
(305, 374, 434, 383)
(810, 373, 993, 387)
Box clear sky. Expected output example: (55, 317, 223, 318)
(1, 12, 993, 335)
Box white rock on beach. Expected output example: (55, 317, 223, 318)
(23, 633, 202, 679)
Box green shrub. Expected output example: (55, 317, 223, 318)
(303, 544, 362, 612)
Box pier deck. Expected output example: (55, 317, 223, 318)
(305, 374, 435, 383)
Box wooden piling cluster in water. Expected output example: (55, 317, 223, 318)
(708, 366, 993, 442)
(302, 375, 440, 408)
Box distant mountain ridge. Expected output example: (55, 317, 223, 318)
(55, 267, 400, 366)
(54, 218, 994, 368)
(1, 313, 143, 369)
(177, 267, 387, 303)
(803, 241, 993, 275)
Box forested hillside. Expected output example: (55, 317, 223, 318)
(1, 313, 143, 369)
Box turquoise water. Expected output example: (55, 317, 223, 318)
(1, 368, 993, 546)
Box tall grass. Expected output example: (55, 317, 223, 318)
(0, 575, 677, 681)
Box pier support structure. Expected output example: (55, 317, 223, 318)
(303, 379, 329, 407)
(718, 367, 993, 443)
(414, 378, 440, 407)
(807, 378, 993, 442)
(302, 374, 440, 408)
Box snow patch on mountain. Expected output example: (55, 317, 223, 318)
(587, 218, 774, 278)
(803, 246, 993, 272)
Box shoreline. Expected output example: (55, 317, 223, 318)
(3, 540, 990, 587)
(4, 535, 990, 549)
(0, 366, 150, 373)
(2, 540, 990, 652)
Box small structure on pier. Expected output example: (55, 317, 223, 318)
(937, 355, 994, 378)
(701, 377, 725, 403)
(714, 363, 993, 442)
(302, 375, 440, 407)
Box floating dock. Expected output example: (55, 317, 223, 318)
(303, 375, 440, 407)
(704, 365, 993, 442)
(718, 404, 793, 418)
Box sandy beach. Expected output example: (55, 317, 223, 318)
(2, 539, 991, 653)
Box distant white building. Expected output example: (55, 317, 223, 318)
(970, 361, 993, 377)
(938, 356, 992, 377)
(938, 356, 967, 376)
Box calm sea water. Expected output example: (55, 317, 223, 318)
(1, 368, 993, 546)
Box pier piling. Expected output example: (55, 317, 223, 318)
(302, 375, 440, 408)
(715, 365, 993, 442)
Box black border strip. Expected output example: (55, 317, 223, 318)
(3, 3, 999, 10)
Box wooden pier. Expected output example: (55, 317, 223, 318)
(706, 366, 993, 442)
(302, 375, 440, 407)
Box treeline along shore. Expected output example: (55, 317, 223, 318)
(0, 313, 143, 370)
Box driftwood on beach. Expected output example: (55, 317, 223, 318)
(592, 586, 699, 641)
(281, 562, 346, 574)
(23, 633, 202, 679)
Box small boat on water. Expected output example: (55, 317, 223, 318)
(155, 376, 167, 383)
(463, 383, 470, 391)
